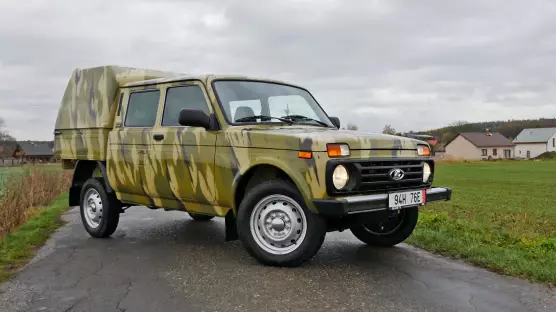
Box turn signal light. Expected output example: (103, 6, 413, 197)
(327, 144, 350, 157)
(298, 151, 313, 159)
(417, 145, 431, 156)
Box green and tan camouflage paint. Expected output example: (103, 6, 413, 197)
(56, 67, 427, 217)
(54, 66, 182, 160)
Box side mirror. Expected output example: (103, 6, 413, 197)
(178, 109, 212, 129)
(329, 116, 341, 129)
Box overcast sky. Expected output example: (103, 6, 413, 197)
(1, 0, 555, 140)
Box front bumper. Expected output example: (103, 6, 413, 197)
(313, 187, 452, 217)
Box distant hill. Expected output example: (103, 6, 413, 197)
(414, 118, 556, 144)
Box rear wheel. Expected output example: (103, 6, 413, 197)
(350, 207, 418, 247)
(237, 179, 326, 267)
(188, 212, 214, 221)
(80, 178, 120, 238)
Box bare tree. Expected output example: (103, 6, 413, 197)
(382, 124, 396, 135)
(346, 123, 358, 130)
(0, 117, 15, 141)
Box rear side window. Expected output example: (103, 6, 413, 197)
(124, 90, 160, 127)
(162, 86, 210, 126)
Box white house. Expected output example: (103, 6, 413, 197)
(513, 127, 556, 159)
(444, 132, 515, 161)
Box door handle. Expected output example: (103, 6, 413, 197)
(153, 134, 164, 141)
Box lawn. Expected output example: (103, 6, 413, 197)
(408, 160, 556, 284)
(0, 167, 21, 198)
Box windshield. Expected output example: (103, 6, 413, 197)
(213, 80, 334, 127)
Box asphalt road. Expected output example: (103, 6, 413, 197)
(0, 207, 554, 312)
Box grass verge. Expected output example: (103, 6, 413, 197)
(407, 160, 556, 285)
(0, 193, 69, 283)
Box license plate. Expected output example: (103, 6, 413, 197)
(388, 190, 426, 210)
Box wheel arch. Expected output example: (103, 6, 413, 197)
(69, 160, 114, 206)
(232, 161, 314, 215)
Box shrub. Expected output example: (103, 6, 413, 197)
(0, 167, 71, 237)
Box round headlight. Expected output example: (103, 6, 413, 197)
(332, 165, 349, 190)
(423, 162, 432, 182)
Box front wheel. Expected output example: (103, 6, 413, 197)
(237, 179, 326, 267)
(350, 207, 418, 247)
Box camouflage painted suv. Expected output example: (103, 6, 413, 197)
(54, 66, 451, 266)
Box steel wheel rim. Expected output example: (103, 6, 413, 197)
(249, 194, 308, 255)
(363, 210, 405, 236)
(83, 189, 103, 229)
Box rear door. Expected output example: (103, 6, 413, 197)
(107, 88, 161, 200)
(145, 81, 218, 206)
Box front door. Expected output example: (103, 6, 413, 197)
(146, 81, 217, 207)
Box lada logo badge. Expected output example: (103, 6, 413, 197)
(389, 168, 405, 181)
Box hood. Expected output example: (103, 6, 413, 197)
(224, 126, 424, 151)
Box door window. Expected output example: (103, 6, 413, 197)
(162, 86, 210, 126)
(124, 90, 160, 127)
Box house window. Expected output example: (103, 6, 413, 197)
(481, 149, 487, 156)
(504, 150, 511, 158)
(553, 138, 555, 147)
(493, 149, 497, 156)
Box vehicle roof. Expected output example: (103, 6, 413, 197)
(121, 74, 306, 89)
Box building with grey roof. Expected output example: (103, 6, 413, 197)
(513, 128, 556, 158)
(444, 131, 515, 160)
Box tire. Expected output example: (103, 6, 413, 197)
(350, 207, 418, 247)
(188, 212, 214, 221)
(237, 179, 326, 267)
(79, 178, 120, 238)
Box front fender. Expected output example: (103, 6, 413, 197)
(233, 151, 328, 213)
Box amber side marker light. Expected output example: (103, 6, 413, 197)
(298, 151, 313, 159)
(417, 145, 431, 156)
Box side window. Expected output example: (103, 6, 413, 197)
(481, 149, 487, 156)
(124, 90, 160, 127)
(116, 92, 124, 116)
(162, 86, 210, 126)
(493, 148, 497, 156)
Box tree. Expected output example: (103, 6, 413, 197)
(0, 117, 15, 141)
(450, 120, 468, 127)
(346, 123, 358, 130)
(382, 124, 396, 135)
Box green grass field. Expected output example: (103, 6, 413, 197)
(408, 160, 556, 284)
(0, 193, 69, 282)
(0, 167, 20, 198)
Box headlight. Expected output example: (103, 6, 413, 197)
(417, 145, 431, 156)
(332, 165, 349, 190)
(423, 162, 432, 182)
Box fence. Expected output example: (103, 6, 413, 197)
(0, 158, 23, 166)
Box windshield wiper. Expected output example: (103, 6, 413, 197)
(235, 115, 293, 124)
(282, 114, 329, 127)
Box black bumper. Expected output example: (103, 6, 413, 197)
(313, 187, 452, 217)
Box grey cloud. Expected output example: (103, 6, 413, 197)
(0, 0, 555, 140)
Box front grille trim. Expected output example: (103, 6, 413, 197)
(325, 157, 434, 195)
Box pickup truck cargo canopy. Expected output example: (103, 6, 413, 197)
(54, 65, 181, 130)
